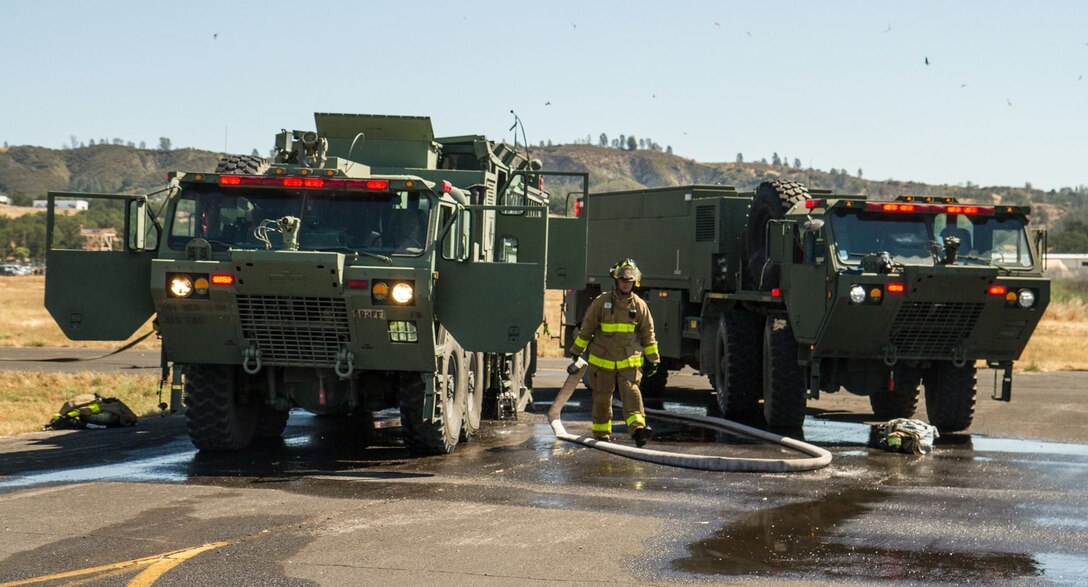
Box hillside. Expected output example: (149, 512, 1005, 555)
(2, 142, 1086, 255)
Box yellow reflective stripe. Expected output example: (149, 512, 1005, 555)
(588, 354, 644, 370)
(643, 343, 658, 356)
(587, 354, 614, 369)
(591, 421, 613, 432)
(88, 404, 101, 414)
(626, 413, 646, 427)
(573, 336, 589, 349)
(600, 322, 637, 333)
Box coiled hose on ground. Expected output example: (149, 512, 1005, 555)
(547, 367, 832, 472)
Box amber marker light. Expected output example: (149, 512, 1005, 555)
(373, 281, 389, 301)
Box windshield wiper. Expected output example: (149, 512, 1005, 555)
(959, 255, 1012, 274)
(314, 246, 393, 264)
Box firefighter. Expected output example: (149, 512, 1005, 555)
(569, 258, 660, 446)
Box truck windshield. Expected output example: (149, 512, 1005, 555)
(829, 210, 1034, 269)
(168, 186, 432, 256)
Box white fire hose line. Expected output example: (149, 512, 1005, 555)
(547, 367, 832, 472)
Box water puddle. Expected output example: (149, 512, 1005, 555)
(671, 487, 1041, 582)
(0, 441, 194, 490)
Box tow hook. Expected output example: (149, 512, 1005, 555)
(243, 343, 262, 375)
(882, 343, 898, 367)
(334, 348, 354, 379)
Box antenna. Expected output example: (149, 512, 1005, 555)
(508, 110, 532, 160)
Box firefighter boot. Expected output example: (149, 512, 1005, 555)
(633, 425, 654, 448)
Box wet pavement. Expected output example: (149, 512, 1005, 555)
(0, 362, 1086, 585)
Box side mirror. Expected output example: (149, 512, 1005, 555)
(1033, 228, 1047, 270)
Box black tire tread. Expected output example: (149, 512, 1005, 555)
(746, 180, 811, 289)
(869, 367, 923, 420)
(763, 316, 806, 428)
(399, 333, 464, 456)
(923, 363, 977, 432)
(714, 311, 763, 420)
(215, 154, 270, 175)
(184, 364, 256, 451)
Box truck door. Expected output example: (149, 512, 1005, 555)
(44, 192, 160, 340)
(435, 202, 546, 353)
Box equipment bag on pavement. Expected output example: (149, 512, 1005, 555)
(43, 393, 138, 430)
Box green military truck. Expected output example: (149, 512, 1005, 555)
(44, 113, 588, 455)
(563, 180, 1049, 433)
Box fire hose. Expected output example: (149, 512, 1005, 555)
(547, 366, 832, 472)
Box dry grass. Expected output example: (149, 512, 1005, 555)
(0, 276, 157, 349)
(1018, 297, 1088, 371)
(0, 371, 164, 436)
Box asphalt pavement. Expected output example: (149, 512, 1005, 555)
(0, 357, 1085, 585)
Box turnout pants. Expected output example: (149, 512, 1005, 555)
(588, 365, 647, 438)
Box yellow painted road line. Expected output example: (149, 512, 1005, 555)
(0, 542, 228, 587)
(0, 552, 169, 587)
(126, 542, 228, 587)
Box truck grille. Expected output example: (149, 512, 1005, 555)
(236, 295, 351, 366)
(889, 301, 984, 359)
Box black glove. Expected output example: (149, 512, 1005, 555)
(642, 362, 659, 377)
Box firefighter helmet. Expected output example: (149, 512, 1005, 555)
(610, 258, 642, 285)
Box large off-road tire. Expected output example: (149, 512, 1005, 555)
(342, 409, 374, 449)
(869, 366, 923, 420)
(746, 180, 811, 290)
(762, 316, 806, 429)
(184, 364, 258, 451)
(923, 362, 977, 433)
(461, 352, 486, 440)
(399, 331, 467, 455)
(215, 154, 270, 175)
(254, 405, 290, 439)
(714, 310, 764, 421)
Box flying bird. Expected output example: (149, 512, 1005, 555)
(545, 101, 551, 106)
(571, 22, 576, 29)
(884, 24, 891, 33)
(924, 57, 930, 65)
(1006, 98, 1013, 106)
(714, 21, 720, 27)
(213, 33, 218, 40)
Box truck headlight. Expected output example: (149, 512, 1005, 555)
(391, 282, 414, 304)
(169, 275, 193, 298)
(849, 284, 866, 304)
(1017, 289, 1035, 309)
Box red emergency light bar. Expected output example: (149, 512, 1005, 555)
(886, 283, 906, 293)
(573, 198, 584, 217)
(864, 202, 995, 216)
(210, 273, 234, 285)
(988, 285, 1008, 296)
(218, 176, 390, 191)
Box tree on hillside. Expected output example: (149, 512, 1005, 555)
(858, 168, 863, 179)
(794, 158, 802, 168)
(599, 133, 608, 147)
(618, 135, 626, 149)
(667, 146, 673, 154)
(139, 141, 146, 150)
(627, 136, 637, 151)
(736, 153, 743, 163)
(159, 137, 172, 151)
(772, 152, 781, 166)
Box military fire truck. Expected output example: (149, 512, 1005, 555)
(45, 113, 588, 455)
(564, 180, 1049, 432)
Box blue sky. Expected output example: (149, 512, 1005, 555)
(2, 1, 1087, 191)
